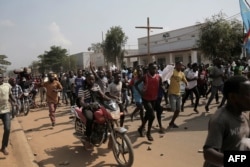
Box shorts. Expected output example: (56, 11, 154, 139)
(169, 94, 182, 111)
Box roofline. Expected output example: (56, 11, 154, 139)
(137, 23, 204, 40)
(125, 47, 198, 58)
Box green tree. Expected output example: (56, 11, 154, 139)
(88, 43, 103, 53)
(0, 55, 11, 73)
(37, 46, 70, 73)
(103, 26, 128, 68)
(197, 12, 243, 61)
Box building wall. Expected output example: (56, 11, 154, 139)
(138, 24, 202, 55)
(132, 24, 210, 67)
(90, 52, 105, 69)
(123, 49, 139, 67)
(70, 52, 91, 70)
(70, 25, 211, 70)
(89, 49, 139, 69)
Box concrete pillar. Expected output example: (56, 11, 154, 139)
(127, 57, 131, 67)
(169, 53, 173, 64)
(191, 50, 197, 63)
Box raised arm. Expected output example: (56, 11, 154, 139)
(90, 61, 99, 80)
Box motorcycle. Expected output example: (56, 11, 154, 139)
(71, 100, 134, 167)
(20, 88, 31, 116)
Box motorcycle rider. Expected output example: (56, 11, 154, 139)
(14, 67, 32, 86)
(77, 72, 111, 150)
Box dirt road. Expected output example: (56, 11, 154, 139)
(16, 98, 215, 167)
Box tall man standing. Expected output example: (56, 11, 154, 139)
(0, 74, 16, 155)
(42, 72, 62, 127)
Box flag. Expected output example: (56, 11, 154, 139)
(161, 65, 175, 82)
(240, 0, 250, 30)
(244, 29, 250, 53)
(239, 0, 250, 53)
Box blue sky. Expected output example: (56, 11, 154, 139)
(0, 0, 242, 70)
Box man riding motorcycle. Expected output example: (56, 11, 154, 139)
(77, 72, 111, 150)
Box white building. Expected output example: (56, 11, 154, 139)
(70, 52, 92, 70)
(90, 49, 139, 69)
(126, 24, 210, 67)
(89, 52, 105, 69)
(71, 24, 210, 70)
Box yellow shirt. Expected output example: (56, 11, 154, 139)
(168, 69, 187, 96)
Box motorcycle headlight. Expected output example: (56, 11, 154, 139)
(109, 102, 117, 111)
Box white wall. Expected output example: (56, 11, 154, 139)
(138, 24, 202, 54)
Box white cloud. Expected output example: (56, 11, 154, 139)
(0, 19, 15, 27)
(48, 22, 72, 47)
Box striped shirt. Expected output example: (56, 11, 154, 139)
(78, 83, 101, 103)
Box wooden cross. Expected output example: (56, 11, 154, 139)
(135, 17, 163, 63)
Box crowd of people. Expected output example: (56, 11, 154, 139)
(1, 57, 250, 166)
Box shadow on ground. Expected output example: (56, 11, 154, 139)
(38, 145, 119, 167)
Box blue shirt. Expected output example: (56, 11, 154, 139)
(130, 77, 143, 103)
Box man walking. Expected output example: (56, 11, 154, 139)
(168, 61, 188, 128)
(42, 72, 62, 127)
(205, 58, 224, 112)
(135, 63, 162, 141)
(181, 63, 200, 113)
(0, 74, 16, 155)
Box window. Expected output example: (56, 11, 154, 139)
(157, 58, 166, 65)
(142, 59, 148, 66)
(188, 55, 191, 63)
(197, 54, 201, 64)
(133, 61, 138, 68)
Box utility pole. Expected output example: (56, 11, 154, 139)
(135, 17, 163, 63)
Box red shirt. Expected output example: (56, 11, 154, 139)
(142, 73, 160, 101)
(198, 70, 207, 85)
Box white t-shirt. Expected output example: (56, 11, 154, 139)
(106, 81, 122, 103)
(186, 70, 198, 89)
(69, 76, 76, 93)
(0, 83, 11, 114)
